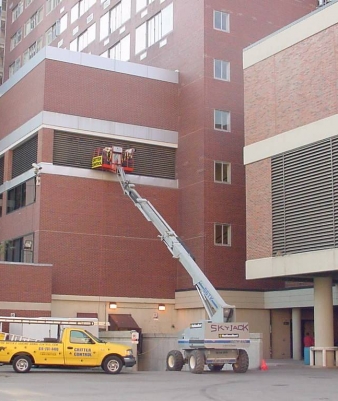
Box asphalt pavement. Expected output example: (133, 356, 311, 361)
(0, 360, 337, 401)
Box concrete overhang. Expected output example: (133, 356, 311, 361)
(246, 248, 338, 282)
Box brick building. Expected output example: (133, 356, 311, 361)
(0, 0, 317, 359)
(244, 0, 338, 364)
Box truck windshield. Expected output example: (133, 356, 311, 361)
(85, 330, 106, 343)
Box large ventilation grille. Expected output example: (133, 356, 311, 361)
(53, 131, 176, 179)
(0, 156, 4, 185)
(272, 138, 338, 255)
(12, 135, 38, 179)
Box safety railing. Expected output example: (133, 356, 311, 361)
(309, 346, 338, 367)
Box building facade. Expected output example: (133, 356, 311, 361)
(0, 0, 317, 360)
(244, 0, 338, 365)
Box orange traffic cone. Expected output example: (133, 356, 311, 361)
(260, 359, 268, 371)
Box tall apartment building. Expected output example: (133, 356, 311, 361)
(0, 0, 6, 84)
(0, 0, 316, 360)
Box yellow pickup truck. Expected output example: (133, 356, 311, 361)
(0, 327, 136, 374)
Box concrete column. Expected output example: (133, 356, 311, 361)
(292, 308, 302, 360)
(314, 276, 334, 367)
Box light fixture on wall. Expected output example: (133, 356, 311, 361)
(158, 304, 165, 311)
(109, 302, 117, 309)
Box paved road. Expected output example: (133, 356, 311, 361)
(0, 361, 337, 401)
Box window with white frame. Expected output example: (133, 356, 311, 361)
(135, 2, 173, 54)
(214, 162, 230, 183)
(10, 29, 22, 51)
(214, 10, 229, 32)
(59, 13, 68, 33)
(25, 0, 33, 7)
(214, 224, 231, 246)
(23, 36, 43, 65)
(136, 0, 154, 13)
(24, 6, 43, 37)
(105, 34, 130, 61)
(46, 21, 59, 45)
(99, 0, 131, 41)
(214, 110, 230, 131)
(214, 59, 230, 81)
(71, 0, 96, 24)
(12, 1, 23, 22)
(46, 0, 62, 15)
(70, 23, 96, 51)
(9, 57, 21, 77)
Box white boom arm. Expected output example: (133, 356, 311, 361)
(117, 167, 235, 323)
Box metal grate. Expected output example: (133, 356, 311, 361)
(53, 131, 176, 179)
(12, 135, 38, 179)
(0, 156, 4, 185)
(272, 137, 338, 255)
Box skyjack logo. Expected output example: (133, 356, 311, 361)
(211, 324, 249, 332)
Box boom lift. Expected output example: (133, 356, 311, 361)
(92, 146, 250, 374)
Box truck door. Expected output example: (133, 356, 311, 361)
(64, 330, 99, 366)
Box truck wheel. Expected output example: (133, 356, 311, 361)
(13, 355, 32, 373)
(166, 350, 184, 371)
(208, 364, 224, 372)
(103, 356, 123, 374)
(188, 350, 204, 374)
(232, 349, 249, 373)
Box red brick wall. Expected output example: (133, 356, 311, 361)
(43, 60, 178, 131)
(0, 59, 178, 139)
(37, 174, 179, 299)
(245, 26, 338, 146)
(0, 63, 45, 139)
(0, 263, 52, 303)
(246, 159, 272, 261)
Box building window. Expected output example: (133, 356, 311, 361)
(25, 0, 33, 7)
(4, 233, 34, 263)
(214, 59, 230, 81)
(136, 0, 154, 13)
(70, 23, 96, 52)
(6, 178, 36, 214)
(214, 110, 230, 131)
(135, 2, 173, 54)
(214, 10, 229, 32)
(46, 21, 60, 45)
(46, 0, 62, 15)
(9, 57, 21, 77)
(59, 13, 68, 33)
(214, 224, 231, 246)
(10, 29, 22, 51)
(0, 193, 2, 218)
(214, 162, 230, 183)
(71, 0, 96, 24)
(12, 1, 23, 22)
(23, 37, 43, 65)
(24, 6, 43, 37)
(99, 0, 131, 41)
(103, 34, 130, 61)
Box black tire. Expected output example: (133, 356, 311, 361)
(102, 355, 123, 374)
(166, 350, 184, 371)
(232, 349, 249, 373)
(208, 363, 224, 372)
(188, 350, 204, 374)
(13, 355, 32, 373)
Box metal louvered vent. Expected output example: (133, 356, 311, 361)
(272, 138, 338, 255)
(0, 156, 4, 185)
(12, 135, 38, 179)
(53, 131, 176, 179)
